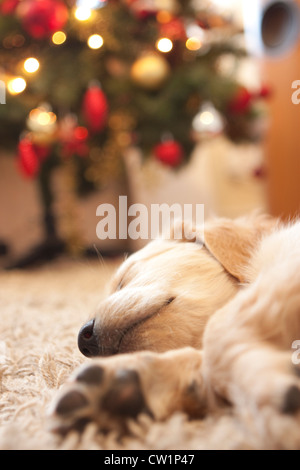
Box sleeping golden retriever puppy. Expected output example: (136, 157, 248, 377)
(77, 214, 274, 356)
(50, 214, 300, 436)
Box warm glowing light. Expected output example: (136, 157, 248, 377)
(186, 37, 202, 51)
(24, 57, 40, 73)
(74, 6, 92, 21)
(156, 10, 173, 23)
(156, 37, 173, 53)
(38, 112, 51, 126)
(200, 111, 214, 125)
(192, 103, 224, 135)
(52, 31, 67, 45)
(29, 108, 57, 126)
(7, 77, 26, 94)
(87, 34, 104, 49)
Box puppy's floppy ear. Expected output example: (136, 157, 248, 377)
(165, 214, 278, 283)
(203, 214, 278, 283)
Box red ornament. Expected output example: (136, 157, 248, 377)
(61, 126, 90, 158)
(82, 84, 108, 133)
(197, 19, 210, 30)
(153, 139, 184, 167)
(135, 9, 157, 20)
(17, 138, 40, 178)
(0, 0, 20, 15)
(125, 0, 157, 19)
(17, 138, 50, 177)
(253, 165, 267, 179)
(159, 18, 187, 41)
(228, 86, 253, 114)
(258, 84, 273, 99)
(17, 0, 69, 39)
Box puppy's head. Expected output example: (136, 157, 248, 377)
(78, 214, 276, 357)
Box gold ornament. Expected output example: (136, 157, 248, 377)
(130, 53, 170, 90)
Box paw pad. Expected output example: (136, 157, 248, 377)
(102, 369, 149, 418)
(281, 385, 300, 414)
(76, 365, 104, 385)
(51, 364, 151, 436)
(55, 390, 89, 416)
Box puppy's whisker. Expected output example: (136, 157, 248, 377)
(92, 244, 118, 284)
(93, 244, 106, 268)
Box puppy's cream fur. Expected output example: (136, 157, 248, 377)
(92, 213, 276, 355)
(53, 214, 300, 437)
(203, 220, 300, 411)
(93, 215, 300, 417)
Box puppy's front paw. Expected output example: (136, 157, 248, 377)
(50, 362, 151, 436)
(49, 348, 205, 436)
(279, 365, 300, 415)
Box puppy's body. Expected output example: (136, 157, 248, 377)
(203, 221, 300, 411)
(52, 215, 300, 441)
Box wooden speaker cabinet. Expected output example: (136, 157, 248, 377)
(243, 0, 300, 219)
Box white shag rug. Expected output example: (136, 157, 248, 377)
(0, 259, 300, 450)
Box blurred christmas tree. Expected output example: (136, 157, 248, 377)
(0, 0, 269, 265)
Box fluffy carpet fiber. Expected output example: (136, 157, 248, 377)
(0, 259, 299, 450)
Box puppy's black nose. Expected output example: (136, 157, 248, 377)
(77, 319, 100, 357)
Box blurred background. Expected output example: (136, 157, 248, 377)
(0, 0, 299, 268)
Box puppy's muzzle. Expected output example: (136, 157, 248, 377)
(77, 319, 100, 357)
(78, 297, 176, 358)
